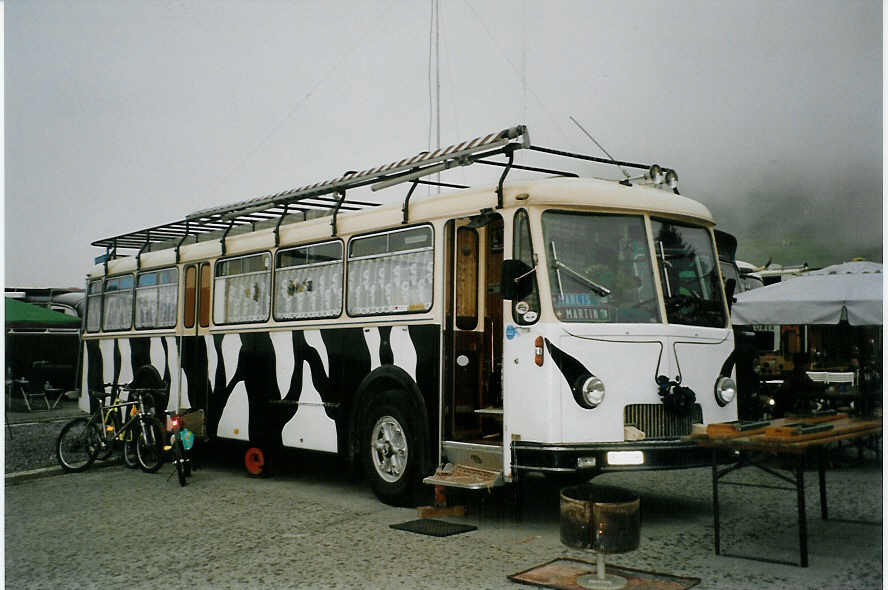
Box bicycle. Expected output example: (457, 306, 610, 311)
(87, 383, 134, 467)
(56, 383, 165, 473)
(165, 409, 196, 486)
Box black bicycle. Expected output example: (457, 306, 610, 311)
(165, 410, 194, 486)
(56, 383, 165, 473)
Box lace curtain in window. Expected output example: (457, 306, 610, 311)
(214, 271, 270, 324)
(275, 262, 342, 320)
(347, 250, 433, 315)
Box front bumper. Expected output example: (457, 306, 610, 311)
(511, 438, 710, 476)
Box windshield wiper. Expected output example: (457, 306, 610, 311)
(656, 241, 673, 297)
(550, 241, 611, 297)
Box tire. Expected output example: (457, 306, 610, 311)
(136, 416, 165, 473)
(183, 446, 192, 478)
(122, 428, 139, 469)
(361, 391, 423, 507)
(173, 437, 187, 487)
(56, 417, 97, 473)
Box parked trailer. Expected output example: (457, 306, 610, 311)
(81, 125, 737, 505)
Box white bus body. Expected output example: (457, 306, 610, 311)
(80, 126, 737, 504)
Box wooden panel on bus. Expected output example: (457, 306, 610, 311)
(455, 227, 478, 330)
(184, 265, 197, 329)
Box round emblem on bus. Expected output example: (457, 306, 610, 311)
(515, 301, 530, 314)
(522, 311, 538, 322)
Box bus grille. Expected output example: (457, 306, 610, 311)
(623, 404, 702, 439)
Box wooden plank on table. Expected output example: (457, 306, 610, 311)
(760, 418, 880, 442)
(706, 420, 771, 439)
(762, 424, 834, 442)
(787, 412, 848, 424)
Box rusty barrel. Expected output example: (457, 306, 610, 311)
(560, 485, 640, 553)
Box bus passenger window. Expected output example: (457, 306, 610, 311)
(184, 266, 196, 329)
(102, 275, 134, 331)
(274, 240, 343, 321)
(213, 252, 271, 324)
(512, 209, 540, 325)
(85, 279, 102, 333)
(347, 226, 434, 316)
(135, 268, 178, 329)
(455, 227, 479, 330)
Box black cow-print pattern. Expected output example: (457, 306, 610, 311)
(81, 325, 439, 456)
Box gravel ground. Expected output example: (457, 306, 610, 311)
(5, 419, 69, 473)
(5, 400, 88, 473)
(4, 401, 884, 588)
(5, 445, 883, 589)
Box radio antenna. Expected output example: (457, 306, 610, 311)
(569, 115, 631, 180)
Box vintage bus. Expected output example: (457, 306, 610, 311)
(80, 126, 737, 505)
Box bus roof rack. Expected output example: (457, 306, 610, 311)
(91, 124, 677, 256)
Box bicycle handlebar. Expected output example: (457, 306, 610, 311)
(95, 382, 167, 392)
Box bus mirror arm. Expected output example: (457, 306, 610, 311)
(501, 259, 535, 301)
(724, 278, 737, 311)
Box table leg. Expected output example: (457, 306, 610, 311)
(796, 457, 809, 568)
(712, 448, 720, 555)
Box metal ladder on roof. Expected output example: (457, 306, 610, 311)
(91, 124, 676, 263)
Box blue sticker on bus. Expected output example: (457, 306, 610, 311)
(506, 325, 517, 340)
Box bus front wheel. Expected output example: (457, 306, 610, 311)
(362, 391, 421, 506)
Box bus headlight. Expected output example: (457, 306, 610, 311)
(606, 451, 644, 466)
(714, 376, 736, 407)
(577, 375, 606, 409)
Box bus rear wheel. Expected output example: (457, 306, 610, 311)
(362, 392, 421, 507)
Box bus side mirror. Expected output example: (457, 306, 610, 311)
(724, 278, 737, 311)
(502, 259, 534, 301)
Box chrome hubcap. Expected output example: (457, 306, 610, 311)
(370, 416, 408, 483)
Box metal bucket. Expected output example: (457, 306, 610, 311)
(560, 485, 640, 554)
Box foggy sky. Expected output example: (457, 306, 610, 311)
(5, 0, 882, 288)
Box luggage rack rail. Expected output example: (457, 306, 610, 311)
(92, 124, 674, 263)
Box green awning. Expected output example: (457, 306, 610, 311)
(5, 298, 82, 330)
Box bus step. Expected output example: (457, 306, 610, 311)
(423, 463, 504, 490)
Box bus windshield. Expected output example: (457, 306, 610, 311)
(651, 218, 726, 328)
(542, 211, 660, 323)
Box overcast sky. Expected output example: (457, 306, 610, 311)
(5, 0, 882, 288)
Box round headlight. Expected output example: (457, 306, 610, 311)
(714, 376, 736, 407)
(580, 375, 606, 408)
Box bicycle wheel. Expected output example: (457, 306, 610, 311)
(56, 417, 97, 473)
(135, 416, 164, 474)
(173, 437, 187, 487)
(122, 427, 139, 469)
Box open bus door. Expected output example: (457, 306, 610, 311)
(426, 214, 505, 490)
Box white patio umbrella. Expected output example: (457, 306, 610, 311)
(731, 261, 883, 326)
